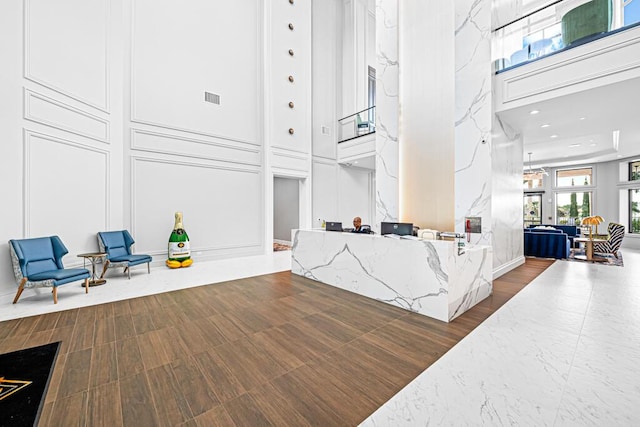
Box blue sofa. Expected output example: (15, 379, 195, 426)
(524, 229, 570, 259)
(528, 224, 580, 248)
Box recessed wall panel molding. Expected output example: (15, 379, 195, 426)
(23, 130, 110, 252)
(24, 0, 110, 112)
(271, 148, 309, 172)
(130, 0, 260, 145)
(24, 89, 110, 143)
(130, 129, 261, 167)
(496, 31, 640, 110)
(130, 156, 263, 256)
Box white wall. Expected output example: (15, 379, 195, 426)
(0, 0, 318, 297)
(273, 177, 299, 242)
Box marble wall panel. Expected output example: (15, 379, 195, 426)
(375, 0, 399, 228)
(455, 0, 493, 246)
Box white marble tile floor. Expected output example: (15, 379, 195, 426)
(360, 248, 640, 426)
(0, 251, 292, 322)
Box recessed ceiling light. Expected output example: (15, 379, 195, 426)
(354, 161, 359, 164)
(541, 124, 550, 128)
(590, 143, 597, 146)
(550, 134, 558, 138)
(530, 110, 540, 115)
(569, 143, 581, 148)
(579, 117, 586, 120)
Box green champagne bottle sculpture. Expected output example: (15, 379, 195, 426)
(166, 212, 193, 268)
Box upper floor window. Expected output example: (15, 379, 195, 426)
(556, 167, 592, 187)
(629, 160, 640, 181)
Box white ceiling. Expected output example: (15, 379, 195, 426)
(497, 76, 640, 169)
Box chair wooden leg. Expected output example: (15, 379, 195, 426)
(53, 286, 58, 304)
(85, 278, 89, 293)
(128, 266, 131, 279)
(99, 260, 110, 279)
(13, 278, 27, 304)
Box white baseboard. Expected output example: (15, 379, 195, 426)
(493, 255, 526, 280)
(274, 239, 292, 246)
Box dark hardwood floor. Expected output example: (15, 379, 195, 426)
(0, 257, 554, 427)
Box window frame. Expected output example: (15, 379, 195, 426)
(554, 166, 595, 189)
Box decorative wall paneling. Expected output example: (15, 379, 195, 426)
(271, 148, 309, 173)
(24, 0, 110, 112)
(268, 0, 312, 155)
(311, 0, 340, 160)
(23, 130, 110, 265)
(129, 0, 261, 145)
(130, 129, 261, 167)
(130, 156, 263, 260)
(24, 89, 110, 143)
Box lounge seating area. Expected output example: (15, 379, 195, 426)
(8, 230, 152, 305)
(524, 227, 571, 259)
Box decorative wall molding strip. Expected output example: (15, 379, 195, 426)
(22, 129, 111, 236)
(23, 0, 110, 113)
(130, 128, 261, 167)
(24, 89, 110, 143)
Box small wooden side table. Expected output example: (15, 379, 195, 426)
(77, 252, 108, 286)
(574, 237, 608, 262)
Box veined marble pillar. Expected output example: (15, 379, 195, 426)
(398, 0, 492, 243)
(454, 0, 493, 245)
(375, 0, 399, 227)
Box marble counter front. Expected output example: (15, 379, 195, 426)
(291, 229, 492, 322)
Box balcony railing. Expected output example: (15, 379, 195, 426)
(493, 0, 640, 73)
(338, 106, 376, 143)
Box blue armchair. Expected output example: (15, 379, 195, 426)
(9, 236, 90, 304)
(97, 230, 152, 279)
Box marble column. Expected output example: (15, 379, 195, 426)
(454, 0, 493, 246)
(375, 0, 399, 228)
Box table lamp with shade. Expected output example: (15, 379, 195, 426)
(582, 216, 604, 240)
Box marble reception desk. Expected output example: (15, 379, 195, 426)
(291, 230, 492, 322)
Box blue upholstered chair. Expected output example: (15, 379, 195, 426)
(593, 222, 625, 258)
(9, 236, 90, 304)
(97, 230, 152, 279)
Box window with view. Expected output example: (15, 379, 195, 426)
(556, 191, 592, 225)
(630, 160, 640, 181)
(631, 189, 640, 234)
(556, 167, 592, 187)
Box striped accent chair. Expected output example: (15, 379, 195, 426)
(593, 222, 625, 258)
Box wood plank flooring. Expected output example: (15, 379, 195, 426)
(0, 257, 554, 427)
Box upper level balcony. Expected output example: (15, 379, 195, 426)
(494, 0, 640, 74)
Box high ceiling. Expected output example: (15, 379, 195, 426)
(497, 76, 640, 169)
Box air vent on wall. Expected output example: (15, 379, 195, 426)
(204, 91, 220, 105)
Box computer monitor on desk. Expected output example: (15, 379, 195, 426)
(381, 222, 413, 236)
(326, 222, 343, 232)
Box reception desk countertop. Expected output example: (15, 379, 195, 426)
(291, 229, 492, 322)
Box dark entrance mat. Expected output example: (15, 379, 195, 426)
(0, 342, 60, 427)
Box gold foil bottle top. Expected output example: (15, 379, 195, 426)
(174, 212, 184, 230)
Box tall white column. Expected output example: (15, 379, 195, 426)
(375, 0, 399, 227)
(454, 0, 493, 245)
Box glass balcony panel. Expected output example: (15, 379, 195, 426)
(493, 0, 640, 73)
(338, 106, 376, 143)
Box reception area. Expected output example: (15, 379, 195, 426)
(292, 229, 492, 322)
